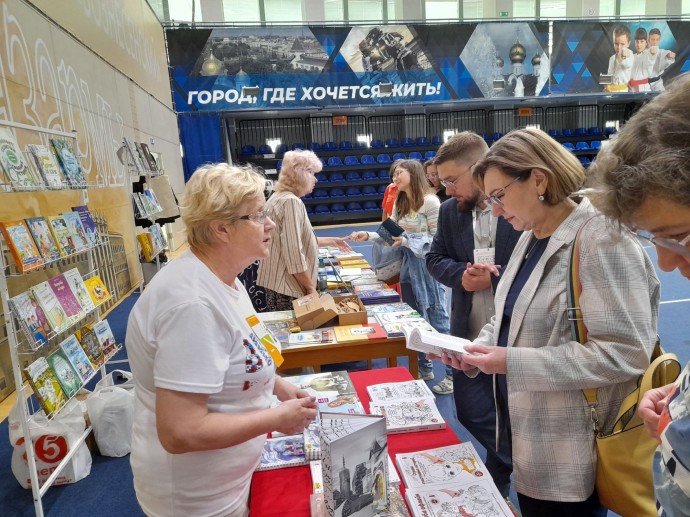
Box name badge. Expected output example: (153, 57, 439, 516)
(246, 315, 284, 367)
(474, 247, 496, 265)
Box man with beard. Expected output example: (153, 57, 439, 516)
(426, 132, 521, 499)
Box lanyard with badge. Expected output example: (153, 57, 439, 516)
(472, 207, 495, 265)
(245, 314, 284, 367)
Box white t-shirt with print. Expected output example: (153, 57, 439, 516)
(127, 250, 278, 517)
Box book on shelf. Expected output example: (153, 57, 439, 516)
(138, 192, 156, 215)
(61, 211, 89, 252)
(405, 479, 513, 517)
(47, 273, 83, 321)
(83, 275, 111, 306)
(63, 268, 96, 314)
(46, 347, 82, 398)
(0, 127, 39, 189)
(25, 216, 62, 262)
(59, 334, 96, 383)
(122, 137, 143, 174)
(149, 223, 167, 250)
(9, 291, 49, 349)
(369, 398, 446, 434)
(77, 325, 105, 368)
(366, 380, 435, 403)
(24, 356, 67, 418)
(138, 142, 159, 172)
(320, 412, 388, 516)
(405, 327, 472, 357)
(50, 138, 86, 188)
(137, 231, 156, 262)
(47, 215, 76, 256)
(92, 319, 118, 357)
(0, 220, 44, 272)
(288, 328, 336, 346)
(27, 143, 64, 188)
(144, 189, 163, 212)
(255, 435, 308, 471)
(333, 323, 387, 343)
(70, 205, 98, 247)
(132, 193, 146, 217)
(134, 143, 151, 173)
(32, 280, 70, 334)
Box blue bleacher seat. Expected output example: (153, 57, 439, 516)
(315, 172, 328, 183)
(378, 169, 390, 179)
(344, 156, 360, 166)
(589, 127, 602, 136)
(345, 171, 361, 181)
(491, 132, 502, 141)
(277, 160, 283, 171)
(363, 201, 378, 210)
(409, 151, 423, 160)
(323, 141, 337, 150)
(362, 185, 377, 195)
(305, 205, 313, 214)
(547, 129, 561, 138)
(378, 184, 388, 194)
(355, 141, 367, 149)
(314, 204, 331, 214)
(385, 138, 399, 147)
(331, 203, 347, 213)
(576, 128, 588, 137)
(377, 154, 392, 164)
(345, 187, 362, 197)
(370, 139, 384, 149)
(562, 142, 575, 151)
(416, 137, 429, 146)
(362, 170, 378, 181)
(361, 154, 375, 165)
(424, 150, 437, 160)
(329, 172, 345, 182)
(240, 145, 256, 155)
(579, 156, 591, 166)
(605, 127, 617, 136)
(346, 202, 363, 212)
(329, 188, 346, 199)
(401, 137, 414, 147)
(327, 156, 343, 167)
(590, 140, 602, 151)
(301, 192, 312, 199)
(562, 128, 574, 137)
(339, 141, 353, 149)
(258, 144, 273, 154)
(307, 142, 321, 152)
(575, 141, 590, 151)
(276, 143, 288, 154)
(291, 143, 305, 150)
(312, 188, 329, 198)
(392, 153, 406, 161)
(320, 158, 327, 169)
(431, 136, 442, 146)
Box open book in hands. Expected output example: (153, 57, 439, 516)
(404, 327, 472, 357)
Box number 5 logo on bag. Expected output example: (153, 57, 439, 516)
(16, 435, 69, 463)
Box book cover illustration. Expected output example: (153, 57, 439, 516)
(9, 291, 49, 348)
(61, 211, 89, 252)
(138, 192, 156, 215)
(0, 127, 38, 189)
(144, 189, 163, 212)
(31, 281, 69, 333)
(282, 371, 357, 403)
(92, 319, 118, 357)
(333, 324, 387, 343)
(320, 412, 388, 517)
(137, 232, 156, 262)
(304, 422, 321, 461)
(138, 142, 158, 172)
(288, 329, 336, 346)
(133, 142, 150, 173)
(58, 334, 96, 383)
(405, 479, 513, 517)
(84, 275, 111, 306)
(366, 302, 415, 315)
(50, 138, 86, 187)
(381, 320, 434, 339)
(396, 443, 489, 490)
(25, 216, 62, 262)
(0, 220, 44, 272)
(47, 215, 76, 256)
(122, 137, 142, 174)
(63, 268, 96, 315)
(48, 273, 83, 320)
(27, 143, 63, 188)
(78, 326, 105, 368)
(264, 319, 299, 345)
(46, 348, 82, 399)
(149, 223, 167, 250)
(367, 380, 435, 403)
(71, 205, 98, 246)
(132, 192, 146, 217)
(369, 398, 446, 434)
(316, 393, 365, 416)
(255, 435, 307, 471)
(24, 356, 67, 417)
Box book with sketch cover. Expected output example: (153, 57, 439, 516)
(92, 319, 117, 357)
(63, 268, 96, 315)
(405, 327, 472, 357)
(0, 127, 39, 189)
(46, 348, 81, 399)
(59, 334, 96, 383)
(0, 220, 44, 272)
(48, 274, 83, 320)
(47, 215, 76, 256)
(50, 138, 86, 187)
(255, 435, 307, 471)
(24, 357, 67, 417)
(83, 275, 111, 306)
(25, 216, 62, 262)
(71, 205, 98, 246)
(61, 211, 89, 252)
(367, 380, 435, 403)
(320, 412, 388, 516)
(27, 143, 63, 188)
(32, 280, 70, 333)
(405, 479, 513, 517)
(77, 325, 105, 368)
(9, 291, 49, 349)
(369, 398, 446, 434)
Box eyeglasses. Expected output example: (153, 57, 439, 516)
(485, 176, 523, 208)
(426, 172, 439, 179)
(439, 176, 460, 189)
(239, 210, 267, 224)
(631, 228, 690, 257)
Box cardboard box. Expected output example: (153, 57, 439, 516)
(292, 293, 368, 330)
(331, 294, 367, 326)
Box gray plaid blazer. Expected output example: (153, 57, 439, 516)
(475, 198, 660, 501)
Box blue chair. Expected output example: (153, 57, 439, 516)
(240, 145, 256, 155)
(339, 141, 353, 149)
(362, 170, 378, 181)
(377, 154, 392, 164)
(575, 141, 590, 151)
(590, 140, 602, 151)
(562, 142, 575, 151)
(315, 172, 329, 183)
(345, 171, 361, 181)
(547, 129, 561, 138)
(329, 172, 345, 182)
(604, 127, 617, 136)
(323, 141, 337, 150)
(378, 169, 390, 179)
(346, 202, 363, 212)
(401, 137, 414, 147)
(491, 132, 502, 141)
(312, 188, 329, 199)
(355, 141, 367, 149)
(361, 155, 375, 165)
(344, 156, 360, 166)
(307, 142, 321, 152)
(320, 158, 327, 169)
(277, 160, 283, 171)
(291, 143, 305, 150)
(314, 204, 331, 214)
(424, 150, 437, 160)
(578, 156, 591, 166)
(345, 187, 362, 197)
(377, 183, 389, 194)
(416, 136, 429, 146)
(276, 143, 288, 154)
(331, 203, 347, 213)
(409, 151, 423, 160)
(589, 127, 602, 136)
(362, 185, 377, 195)
(392, 152, 406, 161)
(385, 138, 399, 147)
(576, 128, 588, 137)
(431, 136, 442, 146)
(327, 156, 343, 167)
(363, 201, 379, 212)
(305, 205, 314, 214)
(329, 188, 346, 199)
(562, 128, 574, 137)
(258, 144, 273, 154)
(301, 192, 312, 200)
(370, 139, 384, 149)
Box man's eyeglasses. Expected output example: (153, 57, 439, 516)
(631, 228, 690, 257)
(439, 176, 460, 189)
(239, 210, 267, 224)
(485, 176, 523, 208)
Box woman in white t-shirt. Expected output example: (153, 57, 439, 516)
(126, 163, 318, 517)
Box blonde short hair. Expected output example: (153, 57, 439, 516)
(473, 128, 584, 205)
(181, 162, 266, 249)
(276, 150, 322, 196)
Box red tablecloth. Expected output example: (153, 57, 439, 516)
(249, 367, 460, 516)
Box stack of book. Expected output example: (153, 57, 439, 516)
(367, 380, 446, 434)
(357, 288, 401, 306)
(374, 308, 434, 338)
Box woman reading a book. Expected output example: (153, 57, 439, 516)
(437, 128, 659, 516)
(257, 149, 351, 311)
(126, 163, 318, 517)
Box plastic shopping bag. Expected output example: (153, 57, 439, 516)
(86, 370, 135, 457)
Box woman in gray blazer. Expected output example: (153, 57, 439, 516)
(442, 128, 660, 516)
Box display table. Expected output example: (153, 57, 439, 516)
(250, 367, 460, 516)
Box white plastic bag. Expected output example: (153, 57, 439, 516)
(9, 399, 92, 489)
(86, 370, 135, 457)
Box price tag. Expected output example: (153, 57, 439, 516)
(474, 247, 496, 265)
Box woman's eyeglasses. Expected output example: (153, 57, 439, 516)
(485, 176, 523, 208)
(239, 210, 267, 224)
(631, 228, 690, 257)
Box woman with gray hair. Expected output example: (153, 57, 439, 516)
(126, 163, 317, 517)
(586, 73, 690, 517)
(258, 149, 351, 311)
(438, 128, 659, 516)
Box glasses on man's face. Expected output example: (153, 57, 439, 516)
(631, 228, 690, 257)
(439, 176, 460, 189)
(239, 210, 267, 224)
(485, 176, 523, 208)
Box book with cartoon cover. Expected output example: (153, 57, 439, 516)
(0, 220, 44, 272)
(83, 275, 111, 306)
(366, 380, 435, 403)
(50, 138, 86, 187)
(48, 273, 83, 320)
(77, 325, 105, 368)
(27, 143, 64, 188)
(61, 211, 89, 252)
(24, 357, 67, 417)
(9, 291, 49, 349)
(47, 215, 76, 256)
(0, 127, 39, 189)
(46, 348, 81, 399)
(92, 319, 117, 357)
(58, 334, 96, 383)
(70, 205, 98, 247)
(25, 216, 62, 262)
(32, 280, 69, 333)
(369, 398, 446, 434)
(63, 268, 96, 315)
(255, 435, 308, 471)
